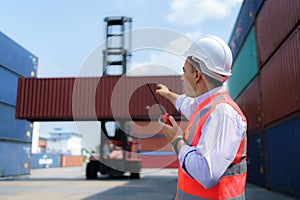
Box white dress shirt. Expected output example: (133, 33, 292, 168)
(175, 86, 247, 188)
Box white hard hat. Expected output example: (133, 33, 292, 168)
(184, 35, 233, 82)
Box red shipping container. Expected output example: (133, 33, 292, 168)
(60, 155, 83, 167)
(141, 153, 178, 168)
(16, 76, 183, 121)
(140, 135, 173, 152)
(256, 0, 300, 66)
(261, 24, 300, 125)
(236, 76, 263, 133)
(130, 121, 188, 152)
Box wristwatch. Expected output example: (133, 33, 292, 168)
(171, 136, 184, 155)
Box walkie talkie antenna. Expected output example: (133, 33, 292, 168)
(146, 83, 172, 126)
(146, 83, 166, 114)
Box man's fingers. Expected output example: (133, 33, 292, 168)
(158, 118, 166, 130)
(169, 115, 177, 127)
(158, 117, 171, 132)
(157, 83, 164, 88)
(156, 84, 163, 91)
(156, 84, 163, 96)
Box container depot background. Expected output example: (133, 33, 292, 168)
(1, 0, 300, 198)
(228, 0, 300, 196)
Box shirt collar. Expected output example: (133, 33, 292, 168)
(195, 86, 225, 105)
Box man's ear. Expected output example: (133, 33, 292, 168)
(194, 70, 201, 83)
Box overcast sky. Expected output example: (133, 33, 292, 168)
(1, 0, 243, 151)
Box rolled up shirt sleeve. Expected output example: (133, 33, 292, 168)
(177, 103, 247, 189)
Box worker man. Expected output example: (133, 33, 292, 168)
(156, 35, 247, 200)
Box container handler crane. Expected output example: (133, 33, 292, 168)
(86, 16, 141, 179)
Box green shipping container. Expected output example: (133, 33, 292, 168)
(228, 27, 259, 100)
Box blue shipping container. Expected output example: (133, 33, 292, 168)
(0, 141, 31, 176)
(247, 132, 267, 187)
(0, 103, 32, 142)
(265, 114, 300, 196)
(0, 31, 37, 77)
(254, 0, 264, 16)
(0, 66, 19, 106)
(31, 153, 61, 169)
(229, 0, 256, 59)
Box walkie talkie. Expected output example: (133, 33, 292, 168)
(147, 83, 172, 126)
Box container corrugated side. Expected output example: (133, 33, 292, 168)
(228, 27, 259, 100)
(31, 153, 61, 169)
(0, 141, 30, 176)
(95, 76, 182, 121)
(0, 66, 19, 106)
(247, 131, 267, 187)
(0, 32, 37, 77)
(140, 135, 173, 152)
(229, 0, 256, 59)
(256, 0, 300, 66)
(16, 76, 182, 121)
(265, 114, 300, 196)
(141, 152, 178, 168)
(261, 24, 300, 125)
(0, 103, 32, 142)
(236, 76, 262, 132)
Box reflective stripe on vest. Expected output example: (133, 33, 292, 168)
(177, 91, 247, 200)
(186, 94, 227, 145)
(177, 188, 246, 200)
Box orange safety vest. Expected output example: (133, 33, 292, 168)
(176, 91, 247, 200)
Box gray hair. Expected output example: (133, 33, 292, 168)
(188, 57, 224, 88)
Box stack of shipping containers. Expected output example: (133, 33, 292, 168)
(0, 32, 37, 176)
(228, 0, 300, 196)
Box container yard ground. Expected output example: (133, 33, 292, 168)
(0, 166, 297, 200)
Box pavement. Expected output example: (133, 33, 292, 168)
(0, 166, 298, 200)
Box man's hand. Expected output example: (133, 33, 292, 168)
(156, 84, 179, 106)
(159, 115, 183, 142)
(156, 84, 171, 99)
(159, 115, 185, 154)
